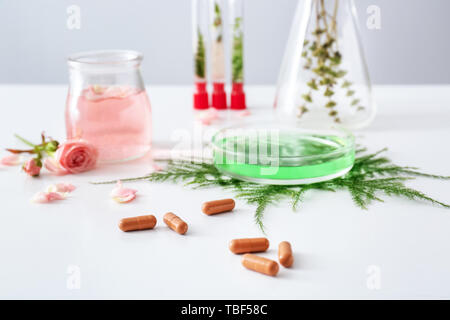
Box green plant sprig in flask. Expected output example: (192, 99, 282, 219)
(299, 0, 365, 122)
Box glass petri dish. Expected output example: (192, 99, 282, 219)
(211, 121, 355, 185)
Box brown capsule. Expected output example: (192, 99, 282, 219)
(242, 254, 279, 277)
(278, 241, 294, 268)
(119, 215, 157, 232)
(229, 237, 269, 254)
(202, 199, 235, 215)
(163, 212, 188, 235)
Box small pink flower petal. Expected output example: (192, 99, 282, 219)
(44, 158, 68, 175)
(112, 187, 137, 198)
(32, 191, 67, 203)
(85, 85, 106, 101)
(197, 114, 214, 126)
(56, 183, 76, 193)
(111, 180, 137, 203)
(1, 154, 21, 166)
(196, 109, 220, 126)
(237, 110, 251, 117)
(113, 192, 137, 203)
(46, 192, 66, 201)
(104, 86, 135, 99)
(199, 118, 212, 126)
(47, 183, 76, 193)
(32, 192, 51, 203)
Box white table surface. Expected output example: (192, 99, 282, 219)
(0, 85, 449, 299)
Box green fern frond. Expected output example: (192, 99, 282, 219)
(93, 149, 450, 232)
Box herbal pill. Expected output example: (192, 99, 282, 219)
(119, 215, 157, 232)
(278, 241, 294, 268)
(163, 212, 188, 235)
(202, 199, 235, 215)
(229, 237, 269, 254)
(242, 254, 279, 276)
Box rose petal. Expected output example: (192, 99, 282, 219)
(86, 86, 136, 101)
(1, 154, 21, 166)
(44, 158, 68, 175)
(111, 180, 137, 203)
(91, 84, 106, 95)
(32, 192, 51, 203)
(196, 109, 220, 126)
(113, 192, 137, 203)
(85, 85, 106, 101)
(112, 187, 137, 198)
(237, 110, 251, 117)
(104, 86, 135, 99)
(56, 183, 76, 193)
(199, 118, 212, 126)
(46, 192, 66, 201)
(47, 183, 76, 193)
(197, 114, 213, 125)
(31, 191, 66, 203)
(111, 180, 123, 193)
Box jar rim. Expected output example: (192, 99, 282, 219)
(67, 50, 143, 68)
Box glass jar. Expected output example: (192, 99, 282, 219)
(66, 50, 152, 163)
(274, 0, 376, 129)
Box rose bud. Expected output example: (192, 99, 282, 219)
(23, 158, 41, 177)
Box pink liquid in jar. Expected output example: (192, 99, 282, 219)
(66, 85, 152, 162)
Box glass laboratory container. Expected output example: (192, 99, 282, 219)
(229, 0, 246, 110)
(66, 50, 152, 163)
(210, 0, 227, 109)
(274, 0, 376, 129)
(193, 0, 210, 109)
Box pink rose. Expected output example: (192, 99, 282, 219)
(23, 159, 41, 177)
(52, 140, 98, 174)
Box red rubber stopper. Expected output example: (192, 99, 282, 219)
(212, 82, 227, 109)
(230, 82, 246, 110)
(193, 82, 209, 110)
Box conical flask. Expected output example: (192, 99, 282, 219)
(274, 0, 376, 129)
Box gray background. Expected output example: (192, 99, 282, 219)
(0, 0, 449, 85)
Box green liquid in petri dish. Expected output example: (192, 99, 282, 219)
(213, 129, 355, 185)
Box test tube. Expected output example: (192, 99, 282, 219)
(229, 0, 246, 110)
(192, 0, 209, 109)
(210, 0, 227, 109)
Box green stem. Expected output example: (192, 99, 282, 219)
(90, 176, 151, 185)
(14, 134, 35, 147)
